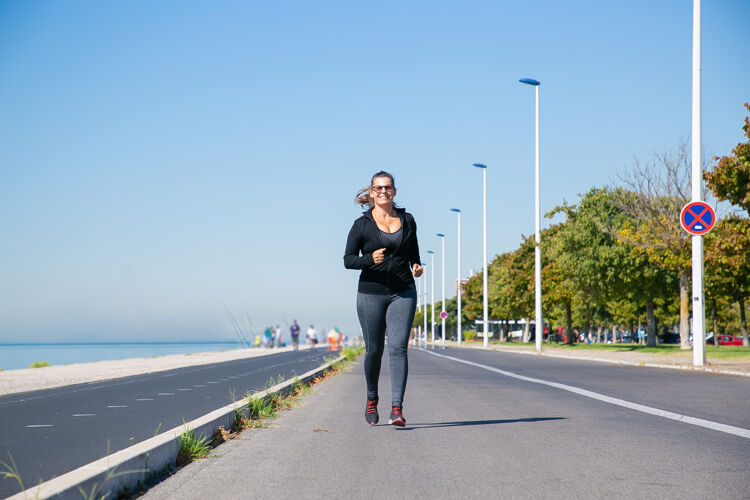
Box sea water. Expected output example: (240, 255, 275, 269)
(0, 341, 246, 371)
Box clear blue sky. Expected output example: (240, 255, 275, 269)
(1, 0, 748, 342)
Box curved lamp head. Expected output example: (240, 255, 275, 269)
(436, 233, 445, 238)
(427, 250, 435, 255)
(519, 78, 540, 86)
(473, 163, 487, 169)
(450, 208, 461, 213)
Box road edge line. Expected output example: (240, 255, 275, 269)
(421, 349, 750, 440)
(8, 355, 345, 500)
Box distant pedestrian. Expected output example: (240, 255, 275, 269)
(344, 171, 422, 427)
(307, 325, 318, 346)
(276, 325, 283, 348)
(290, 320, 300, 351)
(264, 327, 273, 348)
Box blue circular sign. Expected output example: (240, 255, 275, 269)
(680, 201, 715, 235)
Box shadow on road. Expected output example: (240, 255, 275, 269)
(393, 417, 565, 430)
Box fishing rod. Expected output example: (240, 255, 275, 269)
(223, 304, 250, 347)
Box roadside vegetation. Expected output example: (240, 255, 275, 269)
(416, 104, 750, 350)
(176, 421, 212, 466)
(28, 361, 50, 368)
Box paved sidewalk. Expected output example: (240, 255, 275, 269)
(143, 348, 747, 499)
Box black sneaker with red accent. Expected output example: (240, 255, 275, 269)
(365, 398, 379, 425)
(388, 405, 405, 427)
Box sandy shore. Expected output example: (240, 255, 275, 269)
(0, 345, 310, 396)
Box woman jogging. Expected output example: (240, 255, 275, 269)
(343, 171, 422, 427)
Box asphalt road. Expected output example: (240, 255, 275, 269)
(0, 348, 333, 498)
(145, 345, 750, 499)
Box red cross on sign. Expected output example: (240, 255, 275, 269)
(680, 201, 715, 236)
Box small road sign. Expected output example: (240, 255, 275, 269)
(440, 311, 448, 319)
(680, 201, 715, 235)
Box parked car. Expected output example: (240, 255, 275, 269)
(708, 334, 743, 346)
(658, 332, 681, 344)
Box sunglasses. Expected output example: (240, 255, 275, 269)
(371, 185, 394, 192)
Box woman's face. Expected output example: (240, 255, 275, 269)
(370, 176, 396, 208)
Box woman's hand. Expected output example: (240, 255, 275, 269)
(411, 263, 423, 277)
(372, 248, 386, 264)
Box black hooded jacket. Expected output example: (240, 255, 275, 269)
(343, 208, 421, 294)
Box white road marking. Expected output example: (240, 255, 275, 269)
(206, 381, 219, 384)
(423, 349, 750, 440)
(26, 424, 53, 428)
(158, 393, 175, 396)
(227, 375, 238, 379)
(178, 388, 192, 391)
(135, 398, 153, 401)
(193, 384, 206, 388)
(107, 405, 127, 408)
(72, 414, 96, 417)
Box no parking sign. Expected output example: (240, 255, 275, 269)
(680, 201, 715, 235)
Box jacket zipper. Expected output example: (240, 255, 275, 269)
(369, 215, 391, 290)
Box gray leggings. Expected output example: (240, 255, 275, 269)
(356, 288, 417, 407)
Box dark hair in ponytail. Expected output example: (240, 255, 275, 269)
(354, 171, 398, 209)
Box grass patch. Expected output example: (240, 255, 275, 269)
(28, 361, 50, 368)
(499, 341, 750, 360)
(176, 421, 212, 466)
(342, 346, 364, 361)
(1, 451, 41, 499)
(547, 343, 685, 354)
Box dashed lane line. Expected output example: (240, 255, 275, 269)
(178, 388, 192, 391)
(26, 424, 53, 428)
(422, 349, 750, 440)
(107, 405, 127, 408)
(135, 398, 153, 401)
(72, 414, 96, 417)
(158, 393, 175, 396)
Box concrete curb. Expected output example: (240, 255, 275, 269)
(425, 342, 750, 378)
(8, 355, 345, 500)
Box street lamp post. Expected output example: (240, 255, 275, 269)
(422, 261, 427, 344)
(691, 0, 707, 366)
(519, 78, 543, 353)
(450, 208, 462, 344)
(473, 163, 489, 348)
(427, 250, 435, 343)
(437, 233, 446, 343)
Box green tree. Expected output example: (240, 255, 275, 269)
(612, 143, 693, 349)
(542, 223, 578, 344)
(704, 103, 750, 217)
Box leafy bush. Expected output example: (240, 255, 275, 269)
(463, 330, 477, 341)
(28, 361, 50, 368)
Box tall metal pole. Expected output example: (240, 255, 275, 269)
(422, 261, 427, 344)
(451, 209, 462, 344)
(437, 233, 446, 343)
(473, 163, 489, 348)
(692, 0, 706, 366)
(520, 78, 543, 353)
(428, 250, 435, 343)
